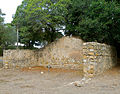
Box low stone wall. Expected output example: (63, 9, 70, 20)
(3, 37, 117, 77)
(83, 42, 117, 77)
(3, 37, 83, 70)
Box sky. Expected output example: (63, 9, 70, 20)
(0, 0, 23, 23)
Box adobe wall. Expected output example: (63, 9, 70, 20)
(3, 37, 83, 70)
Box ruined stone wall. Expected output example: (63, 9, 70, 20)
(3, 37, 83, 70)
(83, 42, 117, 77)
(3, 37, 117, 76)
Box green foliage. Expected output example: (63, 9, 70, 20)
(0, 24, 17, 48)
(0, 9, 16, 50)
(65, 0, 120, 56)
(12, 0, 120, 56)
(12, 0, 70, 47)
(65, 0, 120, 45)
(0, 46, 3, 56)
(77, 0, 120, 45)
(0, 9, 5, 46)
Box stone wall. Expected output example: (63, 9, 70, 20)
(3, 37, 117, 76)
(3, 37, 83, 70)
(83, 42, 117, 77)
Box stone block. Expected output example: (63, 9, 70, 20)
(88, 52, 94, 56)
(88, 74, 94, 78)
(87, 69, 94, 74)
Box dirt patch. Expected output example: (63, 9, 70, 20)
(20, 85, 34, 88)
(0, 67, 120, 94)
(0, 59, 120, 94)
(21, 66, 83, 73)
(0, 79, 9, 83)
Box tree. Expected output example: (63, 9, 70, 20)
(12, 0, 70, 47)
(77, 0, 120, 44)
(2, 24, 17, 47)
(12, 0, 32, 47)
(0, 9, 5, 47)
(65, 0, 92, 36)
(13, 0, 120, 56)
(65, 0, 120, 42)
(65, 0, 120, 56)
(0, 9, 16, 51)
(0, 24, 17, 48)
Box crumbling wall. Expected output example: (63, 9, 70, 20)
(83, 42, 117, 77)
(3, 37, 83, 70)
(3, 37, 117, 76)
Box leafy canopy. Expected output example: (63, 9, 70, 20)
(65, 0, 120, 45)
(12, 0, 70, 47)
(12, 0, 120, 56)
(0, 9, 16, 49)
